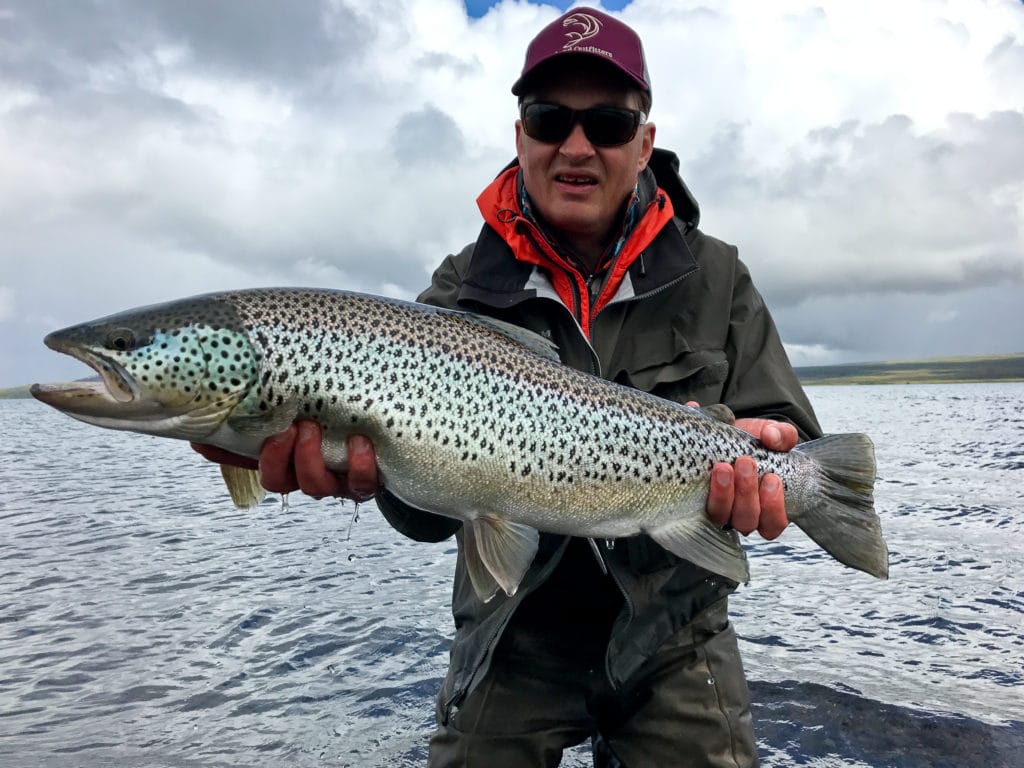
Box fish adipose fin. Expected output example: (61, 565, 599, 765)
(649, 517, 750, 584)
(463, 516, 540, 601)
(220, 465, 267, 509)
(791, 433, 889, 579)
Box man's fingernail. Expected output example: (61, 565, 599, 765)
(714, 469, 731, 487)
(763, 475, 780, 492)
(765, 425, 780, 444)
(737, 462, 756, 478)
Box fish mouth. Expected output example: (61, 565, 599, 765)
(31, 336, 141, 415)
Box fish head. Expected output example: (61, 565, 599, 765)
(31, 295, 258, 441)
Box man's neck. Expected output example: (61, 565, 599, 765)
(561, 230, 615, 273)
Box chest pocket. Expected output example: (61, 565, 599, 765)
(610, 344, 730, 407)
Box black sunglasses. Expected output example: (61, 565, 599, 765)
(520, 102, 645, 147)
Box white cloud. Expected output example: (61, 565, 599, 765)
(1, 0, 1023, 384)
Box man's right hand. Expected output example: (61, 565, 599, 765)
(191, 422, 380, 501)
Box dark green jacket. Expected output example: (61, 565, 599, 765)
(377, 148, 822, 723)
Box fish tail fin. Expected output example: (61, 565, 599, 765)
(791, 433, 889, 579)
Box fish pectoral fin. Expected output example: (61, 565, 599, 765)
(227, 404, 298, 438)
(220, 465, 267, 509)
(649, 517, 749, 585)
(465, 516, 539, 600)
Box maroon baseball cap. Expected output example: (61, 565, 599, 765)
(511, 7, 651, 99)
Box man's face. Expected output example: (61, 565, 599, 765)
(515, 67, 655, 255)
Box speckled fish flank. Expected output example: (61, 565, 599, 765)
(32, 288, 889, 600)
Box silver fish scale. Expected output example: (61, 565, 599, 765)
(222, 289, 789, 534)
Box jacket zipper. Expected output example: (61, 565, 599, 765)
(441, 537, 573, 724)
(518, 221, 585, 323)
(587, 257, 700, 338)
(602, 549, 635, 691)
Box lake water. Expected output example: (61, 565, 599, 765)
(1, 383, 1022, 767)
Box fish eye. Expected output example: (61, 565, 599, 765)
(105, 328, 137, 351)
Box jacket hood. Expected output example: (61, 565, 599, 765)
(647, 148, 700, 230)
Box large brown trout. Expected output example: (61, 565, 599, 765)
(32, 288, 888, 600)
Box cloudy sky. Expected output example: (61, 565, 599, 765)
(2, 0, 1022, 386)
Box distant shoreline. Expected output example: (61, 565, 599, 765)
(5, 353, 1023, 399)
(793, 353, 1024, 386)
(1, 385, 33, 400)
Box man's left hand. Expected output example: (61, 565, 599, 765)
(705, 418, 799, 540)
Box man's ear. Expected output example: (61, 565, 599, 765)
(638, 122, 655, 171)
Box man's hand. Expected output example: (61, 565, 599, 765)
(691, 406, 799, 540)
(191, 422, 379, 501)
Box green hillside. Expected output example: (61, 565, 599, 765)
(0, 385, 32, 400)
(795, 353, 1024, 385)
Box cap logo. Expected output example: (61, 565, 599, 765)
(561, 12, 602, 50)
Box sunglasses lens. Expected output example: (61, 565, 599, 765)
(522, 104, 640, 147)
(522, 104, 574, 143)
(582, 108, 640, 146)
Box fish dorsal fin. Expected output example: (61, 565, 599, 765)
(461, 313, 560, 362)
(648, 516, 749, 585)
(695, 403, 736, 425)
(463, 516, 540, 601)
(220, 465, 267, 509)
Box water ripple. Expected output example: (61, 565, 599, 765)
(2, 384, 1022, 766)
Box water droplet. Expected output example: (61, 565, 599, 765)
(346, 503, 361, 541)
(604, 539, 615, 550)
(706, 677, 715, 685)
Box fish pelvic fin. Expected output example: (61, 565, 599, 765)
(649, 517, 750, 585)
(463, 516, 540, 602)
(220, 465, 267, 509)
(462, 523, 500, 603)
(791, 433, 889, 579)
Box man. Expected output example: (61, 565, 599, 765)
(195, 8, 820, 766)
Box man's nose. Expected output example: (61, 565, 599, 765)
(559, 120, 595, 158)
